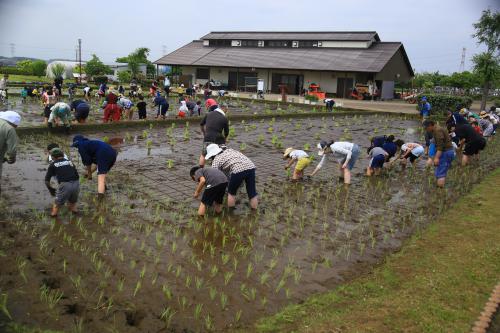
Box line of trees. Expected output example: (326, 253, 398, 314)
(16, 59, 47, 77)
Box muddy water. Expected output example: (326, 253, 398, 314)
(1, 114, 499, 333)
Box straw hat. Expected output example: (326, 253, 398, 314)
(479, 111, 488, 118)
(283, 147, 294, 159)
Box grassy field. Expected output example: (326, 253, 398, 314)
(254, 168, 500, 333)
(4, 74, 52, 83)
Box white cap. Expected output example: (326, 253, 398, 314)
(0, 111, 21, 126)
(317, 142, 325, 156)
(205, 144, 223, 160)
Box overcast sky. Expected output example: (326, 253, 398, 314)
(0, 0, 498, 74)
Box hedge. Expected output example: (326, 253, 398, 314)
(0, 67, 33, 75)
(416, 94, 473, 116)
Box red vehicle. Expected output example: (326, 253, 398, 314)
(307, 83, 326, 100)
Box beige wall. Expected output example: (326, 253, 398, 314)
(181, 66, 363, 94)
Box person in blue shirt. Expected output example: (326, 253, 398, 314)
(153, 94, 169, 119)
(71, 135, 117, 198)
(382, 135, 398, 161)
(419, 96, 431, 119)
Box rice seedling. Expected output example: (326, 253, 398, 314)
(39, 285, 63, 310)
(194, 303, 203, 320)
(133, 280, 141, 297)
(220, 292, 228, 310)
(16, 256, 28, 283)
(205, 314, 214, 331)
(160, 306, 176, 328)
(0, 292, 12, 320)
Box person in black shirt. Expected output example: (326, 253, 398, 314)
(136, 96, 147, 119)
(199, 99, 229, 167)
(45, 148, 80, 217)
(453, 123, 486, 166)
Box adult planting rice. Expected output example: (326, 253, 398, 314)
(199, 99, 229, 167)
(0, 111, 20, 195)
(48, 102, 72, 131)
(71, 135, 117, 199)
(451, 123, 486, 166)
(310, 140, 361, 184)
(205, 144, 258, 210)
(70, 99, 90, 124)
(423, 120, 455, 188)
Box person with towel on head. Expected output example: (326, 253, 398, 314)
(71, 135, 117, 199)
(48, 102, 72, 131)
(0, 111, 20, 195)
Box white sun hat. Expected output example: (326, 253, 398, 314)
(0, 111, 21, 126)
(205, 144, 223, 160)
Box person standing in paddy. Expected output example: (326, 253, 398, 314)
(309, 140, 361, 184)
(282, 147, 311, 181)
(199, 99, 229, 167)
(423, 120, 455, 187)
(205, 144, 258, 210)
(190, 166, 228, 216)
(153, 93, 169, 119)
(419, 96, 431, 119)
(71, 135, 117, 199)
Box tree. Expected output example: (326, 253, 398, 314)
(473, 52, 500, 99)
(50, 63, 66, 78)
(116, 48, 153, 77)
(85, 54, 111, 79)
(117, 70, 131, 83)
(472, 9, 500, 109)
(31, 60, 47, 77)
(16, 60, 33, 74)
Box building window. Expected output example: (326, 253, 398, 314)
(241, 40, 259, 47)
(209, 40, 231, 47)
(196, 68, 210, 80)
(258, 40, 264, 47)
(265, 40, 290, 47)
(298, 41, 313, 48)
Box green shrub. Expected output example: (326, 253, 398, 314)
(0, 67, 32, 75)
(117, 70, 131, 83)
(305, 94, 319, 102)
(416, 94, 473, 116)
(93, 75, 109, 84)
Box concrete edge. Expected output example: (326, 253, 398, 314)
(15, 110, 421, 136)
(471, 282, 500, 333)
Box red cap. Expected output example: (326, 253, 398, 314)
(205, 98, 217, 108)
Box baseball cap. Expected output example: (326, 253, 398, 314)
(205, 98, 218, 108)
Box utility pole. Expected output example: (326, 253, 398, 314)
(78, 38, 82, 83)
(9, 43, 15, 58)
(459, 47, 466, 72)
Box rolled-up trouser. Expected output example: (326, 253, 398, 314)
(55, 180, 80, 206)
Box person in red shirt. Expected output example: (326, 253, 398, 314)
(103, 88, 121, 122)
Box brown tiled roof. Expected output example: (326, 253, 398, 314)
(200, 31, 380, 41)
(154, 41, 412, 74)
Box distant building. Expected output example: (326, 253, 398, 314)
(154, 31, 414, 99)
(105, 62, 147, 81)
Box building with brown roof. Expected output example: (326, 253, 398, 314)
(154, 31, 413, 99)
